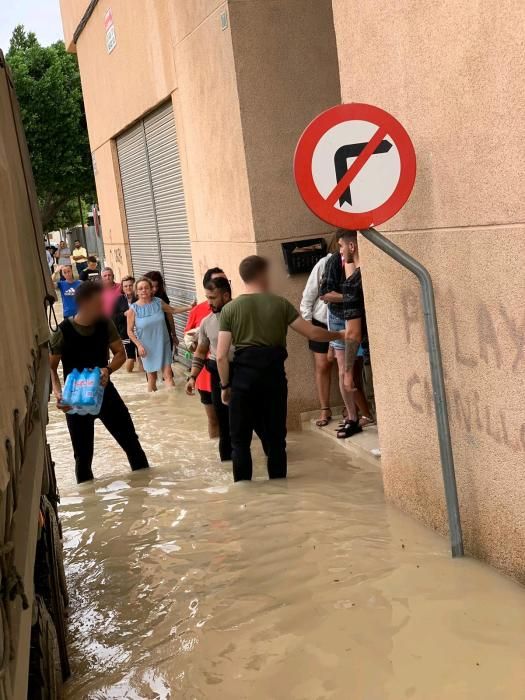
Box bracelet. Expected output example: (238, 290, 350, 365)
(107, 366, 113, 376)
(191, 356, 205, 372)
(220, 382, 231, 390)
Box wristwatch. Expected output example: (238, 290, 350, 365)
(106, 366, 113, 376)
(220, 382, 231, 390)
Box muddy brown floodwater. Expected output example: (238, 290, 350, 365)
(48, 370, 525, 699)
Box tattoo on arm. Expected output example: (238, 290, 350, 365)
(345, 339, 360, 372)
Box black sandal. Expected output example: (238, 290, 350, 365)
(315, 408, 332, 427)
(336, 420, 363, 439)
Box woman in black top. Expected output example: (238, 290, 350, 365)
(112, 275, 137, 372)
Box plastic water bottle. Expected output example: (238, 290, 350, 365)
(82, 367, 99, 408)
(85, 368, 104, 415)
(72, 369, 89, 415)
(90, 370, 105, 416)
(62, 369, 77, 406)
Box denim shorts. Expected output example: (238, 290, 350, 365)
(327, 310, 345, 351)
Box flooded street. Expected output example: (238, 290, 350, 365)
(48, 370, 525, 700)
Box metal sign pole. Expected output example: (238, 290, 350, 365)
(360, 227, 464, 558)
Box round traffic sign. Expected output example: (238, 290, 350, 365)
(294, 103, 416, 229)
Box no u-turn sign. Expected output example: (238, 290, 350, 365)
(294, 103, 416, 229)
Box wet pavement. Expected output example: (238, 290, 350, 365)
(48, 370, 525, 699)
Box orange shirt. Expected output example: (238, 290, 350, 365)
(185, 301, 212, 393)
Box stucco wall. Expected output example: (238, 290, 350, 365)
(92, 139, 131, 280)
(230, 0, 341, 243)
(229, 0, 342, 423)
(173, 2, 255, 248)
(332, 0, 525, 579)
(59, 0, 88, 49)
(74, 0, 176, 152)
(170, 0, 225, 45)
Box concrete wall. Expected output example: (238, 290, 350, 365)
(332, 0, 525, 580)
(230, 0, 342, 422)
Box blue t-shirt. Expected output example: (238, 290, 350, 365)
(57, 280, 81, 318)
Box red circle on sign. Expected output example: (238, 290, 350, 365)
(294, 103, 416, 229)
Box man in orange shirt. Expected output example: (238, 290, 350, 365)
(184, 267, 228, 438)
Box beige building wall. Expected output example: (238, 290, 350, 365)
(229, 0, 342, 422)
(70, 0, 176, 152)
(60, 0, 178, 275)
(61, 0, 343, 425)
(92, 140, 131, 280)
(171, 0, 257, 290)
(59, 0, 88, 49)
(332, 0, 525, 580)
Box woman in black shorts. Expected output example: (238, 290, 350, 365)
(113, 275, 138, 372)
(300, 236, 339, 427)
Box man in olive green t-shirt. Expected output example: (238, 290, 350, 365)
(217, 255, 344, 482)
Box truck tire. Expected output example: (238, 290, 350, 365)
(34, 499, 70, 681)
(28, 596, 62, 699)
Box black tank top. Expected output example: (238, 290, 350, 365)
(59, 319, 109, 379)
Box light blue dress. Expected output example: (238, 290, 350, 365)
(130, 298, 172, 373)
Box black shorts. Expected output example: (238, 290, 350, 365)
(123, 339, 136, 360)
(308, 318, 329, 354)
(198, 389, 213, 405)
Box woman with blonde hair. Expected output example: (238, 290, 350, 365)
(127, 277, 195, 392)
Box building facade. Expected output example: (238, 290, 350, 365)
(60, 0, 341, 424)
(61, 0, 525, 579)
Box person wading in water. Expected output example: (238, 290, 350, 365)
(127, 277, 195, 392)
(186, 277, 235, 461)
(216, 255, 345, 482)
(49, 281, 150, 483)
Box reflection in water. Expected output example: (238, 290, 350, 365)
(49, 372, 525, 699)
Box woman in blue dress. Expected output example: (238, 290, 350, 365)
(127, 277, 195, 392)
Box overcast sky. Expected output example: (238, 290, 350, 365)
(0, 0, 63, 52)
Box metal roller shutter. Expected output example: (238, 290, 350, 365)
(116, 122, 162, 274)
(144, 103, 196, 340)
(116, 100, 196, 348)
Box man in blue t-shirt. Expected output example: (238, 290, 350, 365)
(53, 264, 82, 319)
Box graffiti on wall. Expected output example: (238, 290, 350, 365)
(110, 247, 124, 266)
(402, 288, 525, 453)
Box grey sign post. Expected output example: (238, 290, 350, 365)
(360, 227, 464, 558)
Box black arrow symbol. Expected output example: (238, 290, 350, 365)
(334, 140, 393, 206)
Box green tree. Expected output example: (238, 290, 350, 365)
(6, 25, 96, 230)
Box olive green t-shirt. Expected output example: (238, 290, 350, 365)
(219, 293, 299, 349)
(49, 319, 120, 355)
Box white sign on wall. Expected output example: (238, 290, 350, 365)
(104, 9, 117, 54)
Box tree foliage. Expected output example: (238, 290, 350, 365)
(6, 26, 96, 230)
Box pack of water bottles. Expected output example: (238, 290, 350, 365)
(61, 368, 105, 415)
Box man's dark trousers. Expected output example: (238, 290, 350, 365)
(65, 381, 149, 483)
(229, 346, 287, 482)
(208, 361, 232, 461)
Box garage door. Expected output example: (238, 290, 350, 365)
(116, 101, 195, 343)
